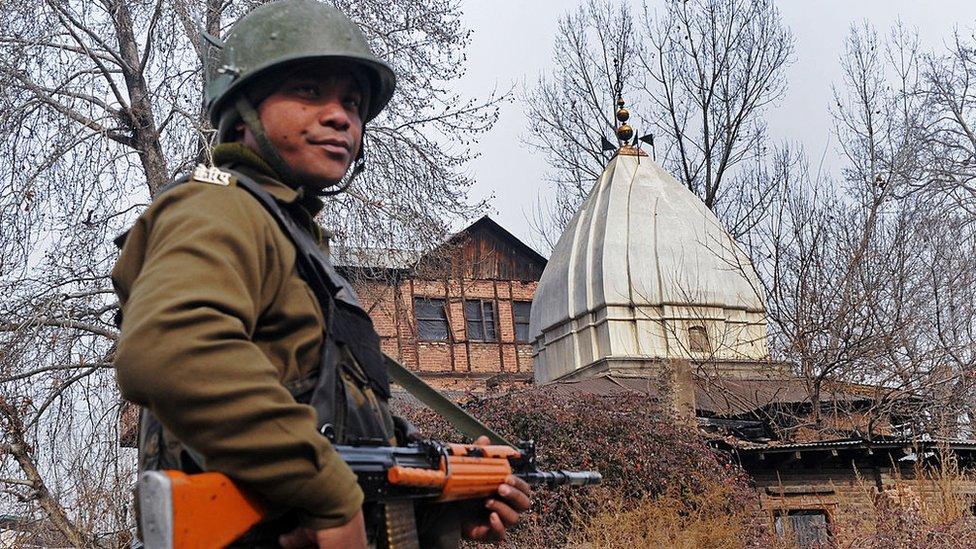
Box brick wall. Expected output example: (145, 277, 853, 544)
(352, 275, 538, 392)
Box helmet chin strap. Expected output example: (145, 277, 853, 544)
(234, 97, 299, 185)
(234, 95, 365, 197)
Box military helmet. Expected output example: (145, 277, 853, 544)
(205, 0, 396, 127)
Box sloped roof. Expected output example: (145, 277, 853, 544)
(693, 377, 869, 416)
(542, 373, 664, 401)
(546, 374, 976, 458)
(546, 373, 872, 417)
(442, 216, 548, 268)
(331, 216, 546, 274)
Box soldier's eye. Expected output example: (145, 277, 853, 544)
(294, 84, 320, 97)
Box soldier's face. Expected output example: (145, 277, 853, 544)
(242, 64, 365, 190)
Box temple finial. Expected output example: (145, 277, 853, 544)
(615, 95, 634, 143)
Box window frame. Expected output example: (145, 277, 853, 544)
(464, 299, 498, 342)
(414, 297, 449, 342)
(513, 300, 532, 343)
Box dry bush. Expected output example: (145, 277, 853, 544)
(575, 474, 782, 549)
(396, 388, 773, 547)
(835, 456, 976, 548)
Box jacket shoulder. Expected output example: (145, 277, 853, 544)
(152, 166, 261, 215)
(125, 169, 282, 252)
(114, 165, 244, 249)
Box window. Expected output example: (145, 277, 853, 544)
(414, 297, 448, 341)
(465, 299, 497, 342)
(513, 301, 532, 343)
(688, 325, 711, 354)
(774, 510, 829, 548)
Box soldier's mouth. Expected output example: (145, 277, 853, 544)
(309, 136, 351, 152)
(316, 143, 349, 156)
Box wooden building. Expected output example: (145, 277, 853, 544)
(738, 439, 976, 546)
(334, 216, 547, 392)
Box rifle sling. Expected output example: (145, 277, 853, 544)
(382, 355, 512, 447)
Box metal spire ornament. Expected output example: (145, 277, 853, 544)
(613, 95, 646, 157)
(597, 60, 649, 157)
(615, 96, 633, 143)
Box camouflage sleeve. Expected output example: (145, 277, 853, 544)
(112, 182, 363, 529)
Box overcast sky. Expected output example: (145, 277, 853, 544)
(451, 0, 976, 252)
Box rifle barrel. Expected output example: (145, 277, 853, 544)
(520, 470, 603, 487)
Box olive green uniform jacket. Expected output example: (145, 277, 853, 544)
(112, 144, 365, 530)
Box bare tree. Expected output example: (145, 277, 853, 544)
(641, 0, 793, 237)
(0, 0, 499, 542)
(525, 0, 794, 248)
(523, 0, 636, 248)
(914, 30, 976, 221)
(754, 22, 976, 439)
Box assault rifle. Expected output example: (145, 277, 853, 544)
(139, 439, 601, 548)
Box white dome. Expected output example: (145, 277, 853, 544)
(530, 150, 768, 383)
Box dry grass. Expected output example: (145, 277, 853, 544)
(835, 454, 976, 548)
(570, 476, 777, 549)
(568, 455, 976, 549)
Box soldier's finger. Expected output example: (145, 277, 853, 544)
(505, 474, 534, 502)
(488, 510, 507, 540)
(498, 481, 532, 511)
(279, 527, 315, 548)
(464, 522, 493, 541)
(485, 498, 520, 528)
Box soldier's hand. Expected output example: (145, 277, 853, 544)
(279, 509, 368, 549)
(460, 436, 534, 543)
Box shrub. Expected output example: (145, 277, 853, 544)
(396, 388, 772, 547)
(834, 456, 976, 548)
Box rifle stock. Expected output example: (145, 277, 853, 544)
(139, 440, 601, 548)
(140, 470, 266, 549)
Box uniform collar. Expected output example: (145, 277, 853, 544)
(212, 142, 325, 216)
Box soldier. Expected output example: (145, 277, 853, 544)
(111, 1, 531, 546)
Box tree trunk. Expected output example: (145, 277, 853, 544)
(111, 0, 170, 196)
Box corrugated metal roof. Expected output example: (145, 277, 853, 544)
(737, 438, 976, 454)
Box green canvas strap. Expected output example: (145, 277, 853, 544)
(220, 166, 512, 447)
(383, 355, 512, 447)
(234, 97, 300, 185)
